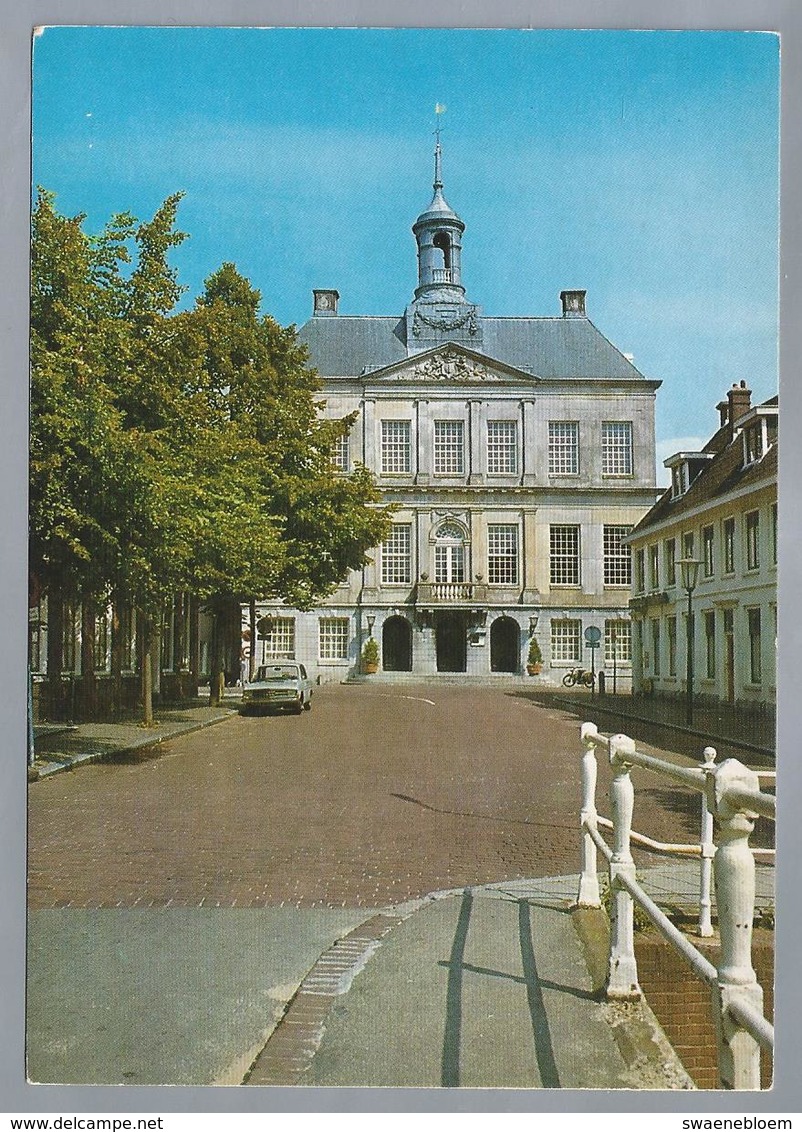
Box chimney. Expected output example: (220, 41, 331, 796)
(560, 289, 586, 318)
(313, 289, 339, 316)
(727, 381, 752, 433)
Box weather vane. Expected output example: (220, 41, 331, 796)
(434, 102, 447, 144)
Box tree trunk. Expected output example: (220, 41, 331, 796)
(249, 599, 257, 680)
(45, 589, 64, 720)
(110, 599, 123, 719)
(80, 601, 98, 719)
(140, 612, 154, 726)
(209, 607, 223, 707)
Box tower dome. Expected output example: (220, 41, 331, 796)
(412, 140, 466, 300)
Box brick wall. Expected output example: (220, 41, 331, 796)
(635, 930, 774, 1089)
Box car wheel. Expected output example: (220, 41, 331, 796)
(293, 699, 304, 715)
(303, 697, 312, 711)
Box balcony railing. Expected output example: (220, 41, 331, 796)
(431, 268, 453, 284)
(416, 581, 486, 604)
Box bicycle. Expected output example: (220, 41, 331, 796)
(562, 666, 595, 688)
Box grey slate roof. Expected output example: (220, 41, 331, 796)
(298, 314, 647, 381)
(630, 397, 778, 537)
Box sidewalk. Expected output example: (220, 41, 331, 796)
(30, 695, 239, 780)
(245, 864, 775, 1089)
(517, 689, 775, 761)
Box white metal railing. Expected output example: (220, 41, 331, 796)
(577, 722, 775, 1090)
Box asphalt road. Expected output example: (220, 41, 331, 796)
(28, 682, 702, 910)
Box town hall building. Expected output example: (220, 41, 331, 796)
(248, 142, 662, 684)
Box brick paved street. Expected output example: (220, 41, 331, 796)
(28, 683, 711, 911)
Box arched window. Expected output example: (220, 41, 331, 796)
(432, 231, 452, 270)
(435, 521, 466, 583)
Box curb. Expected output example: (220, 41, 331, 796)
(571, 905, 696, 1090)
(29, 710, 237, 781)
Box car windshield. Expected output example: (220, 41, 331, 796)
(254, 665, 299, 682)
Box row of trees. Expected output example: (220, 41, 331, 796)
(30, 189, 391, 720)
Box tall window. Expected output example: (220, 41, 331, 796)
(381, 420, 411, 473)
(682, 531, 695, 560)
(702, 525, 714, 578)
(435, 522, 466, 583)
(61, 599, 78, 672)
(748, 608, 762, 683)
(723, 518, 735, 574)
(94, 608, 112, 673)
(260, 617, 295, 661)
(664, 538, 676, 587)
(487, 421, 517, 474)
(745, 511, 760, 571)
(118, 606, 137, 671)
(550, 525, 580, 585)
(331, 430, 349, 472)
(548, 422, 579, 475)
(651, 618, 661, 677)
(743, 421, 764, 465)
(771, 502, 778, 565)
(551, 619, 581, 662)
(635, 548, 645, 593)
(319, 618, 350, 661)
(603, 525, 632, 586)
(382, 524, 412, 585)
(434, 420, 464, 475)
(487, 525, 518, 584)
(649, 544, 659, 590)
(667, 616, 677, 676)
(604, 620, 631, 664)
(602, 421, 633, 476)
(705, 611, 716, 679)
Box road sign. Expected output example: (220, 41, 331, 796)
(584, 626, 602, 644)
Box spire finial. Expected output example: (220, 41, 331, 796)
(433, 103, 446, 190)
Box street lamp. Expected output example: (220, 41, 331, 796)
(366, 614, 376, 637)
(678, 556, 702, 725)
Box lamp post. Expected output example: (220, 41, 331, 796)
(366, 614, 376, 637)
(678, 556, 701, 725)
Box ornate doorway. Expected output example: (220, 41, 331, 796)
(490, 616, 519, 673)
(382, 616, 413, 672)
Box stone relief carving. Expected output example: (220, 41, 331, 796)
(412, 307, 479, 336)
(408, 346, 493, 382)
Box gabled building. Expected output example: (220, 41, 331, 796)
(248, 143, 661, 683)
(628, 382, 778, 708)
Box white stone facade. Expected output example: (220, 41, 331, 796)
(247, 147, 661, 685)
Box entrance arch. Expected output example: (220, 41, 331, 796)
(490, 616, 520, 673)
(382, 615, 413, 672)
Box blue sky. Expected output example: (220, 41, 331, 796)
(32, 27, 780, 478)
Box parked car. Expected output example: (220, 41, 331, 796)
(241, 662, 313, 715)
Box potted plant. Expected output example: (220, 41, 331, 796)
(362, 636, 379, 674)
(526, 637, 543, 676)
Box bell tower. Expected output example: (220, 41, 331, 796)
(406, 138, 482, 354)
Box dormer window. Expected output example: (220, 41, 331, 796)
(665, 451, 714, 498)
(671, 463, 688, 499)
(738, 404, 777, 467)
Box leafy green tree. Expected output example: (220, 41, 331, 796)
(30, 195, 391, 720)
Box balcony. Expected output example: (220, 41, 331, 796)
(431, 268, 453, 284)
(417, 581, 483, 604)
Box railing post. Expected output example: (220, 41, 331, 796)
(607, 733, 642, 999)
(698, 745, 717, 937)
(709, 758, 764, 1090)
(577, 722, 601, 907)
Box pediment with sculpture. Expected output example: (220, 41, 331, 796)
(364, 342, 539, 386)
